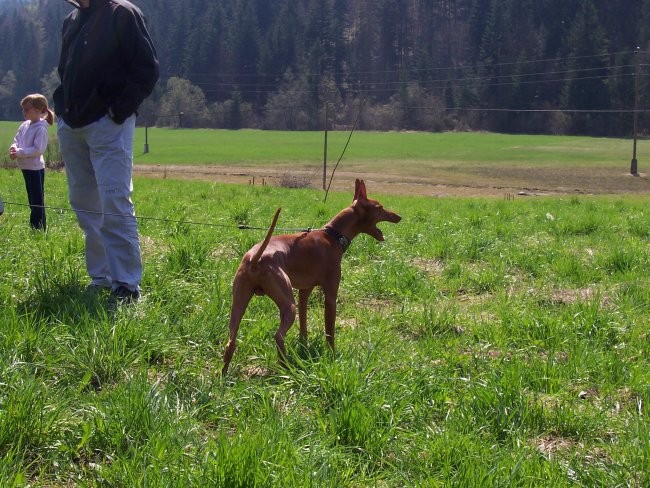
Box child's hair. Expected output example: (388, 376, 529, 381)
(21, 94, 55, 126)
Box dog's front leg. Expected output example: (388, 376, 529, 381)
(298, 287, 313, 343)
(322, 275, 340, 351)
(324, 293, 337, 350)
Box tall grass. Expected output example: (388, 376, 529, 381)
(0, 170, 648, 486)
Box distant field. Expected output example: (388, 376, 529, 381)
(123, 129, 650, 168)
(1, 122, 648, 195)
(1, 121, 644, 167)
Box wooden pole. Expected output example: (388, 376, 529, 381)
(631, 48, 640, 176)
(323, 103, 328, 190)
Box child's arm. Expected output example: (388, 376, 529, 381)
(9, 130, 19, 159)
(12, 126, 48, 159)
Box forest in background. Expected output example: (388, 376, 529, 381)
(1, 0, 649, 136)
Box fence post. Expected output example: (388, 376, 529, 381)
(323, 103, 328, 190)
(630, 47, 640, 176)
(144, 125, 149, 154)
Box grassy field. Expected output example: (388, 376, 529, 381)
(0, 170, 648, 486)
(130, 129, 644, 167)
(1, 121, 644, 166)
(2, 122, 650, 196)
(3, 121, 642, 161)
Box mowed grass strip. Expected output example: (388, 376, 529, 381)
(0, 171, 648, 486)
(130, 129, 645, 168)
(1, 121, 646, 168)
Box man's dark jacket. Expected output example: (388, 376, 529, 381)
(53, 0, 159, 128)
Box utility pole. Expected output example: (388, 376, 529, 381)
(323, 103, 328, 190)
(630, 47, 640, 176)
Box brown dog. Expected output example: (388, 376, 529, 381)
(222, 179, 401, 374)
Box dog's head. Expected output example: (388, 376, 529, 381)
(352, 179, 401, 241)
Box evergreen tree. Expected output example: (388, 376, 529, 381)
(0, 0, 646, 135)
(258, 0, 301, 94)
(376, 0, 407, 100)
(229, 0, 261, 105)
(561, 0, 611, 134)
(347, 0, 378, 98)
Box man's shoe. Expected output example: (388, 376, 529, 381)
(111, 285, 140, 304)
(86, 283, 111, 293)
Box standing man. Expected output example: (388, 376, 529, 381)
(54, 0, 159, 303)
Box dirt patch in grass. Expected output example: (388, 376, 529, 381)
(532, 435, 580, 460)
(357, 298, 398, 311)
(548, 287, 612, 307)
(134, 163, 650, 197)
(241, 364, 271, 379)
(411, 257, 445, 275)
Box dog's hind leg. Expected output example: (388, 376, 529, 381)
(265, 272, 297, 367)
(222, 280, 254, 375)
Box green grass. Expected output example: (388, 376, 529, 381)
(126, 129, 644, 168)
(4, 122, 646, 195)
(1, 120, 646, 168)
(0, 170, 648, 486)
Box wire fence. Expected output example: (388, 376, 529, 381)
(0, 197, 313, 234)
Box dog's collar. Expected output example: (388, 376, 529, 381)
(324, 226, 351, 252)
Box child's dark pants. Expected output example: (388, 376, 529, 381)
(21, 169, 46, 230)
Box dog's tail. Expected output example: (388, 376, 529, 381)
(250, 207, 281, 266)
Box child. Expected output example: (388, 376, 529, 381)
(9, 94, 54, 230)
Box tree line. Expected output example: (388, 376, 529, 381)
(1, 0, 649, 136)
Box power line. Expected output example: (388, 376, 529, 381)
(158, 66, 643, 100)
(166, 66, 638, 92)
(161, 49, 644, 80)
(153, 104, 650, 120)
(169, 62, 638, 90)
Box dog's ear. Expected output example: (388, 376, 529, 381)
(353, 179, 367, 201)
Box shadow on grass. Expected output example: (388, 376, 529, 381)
(291, 335, 331, 364)
(16, 282, 114, 323)
(275, 335, 335, 377)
